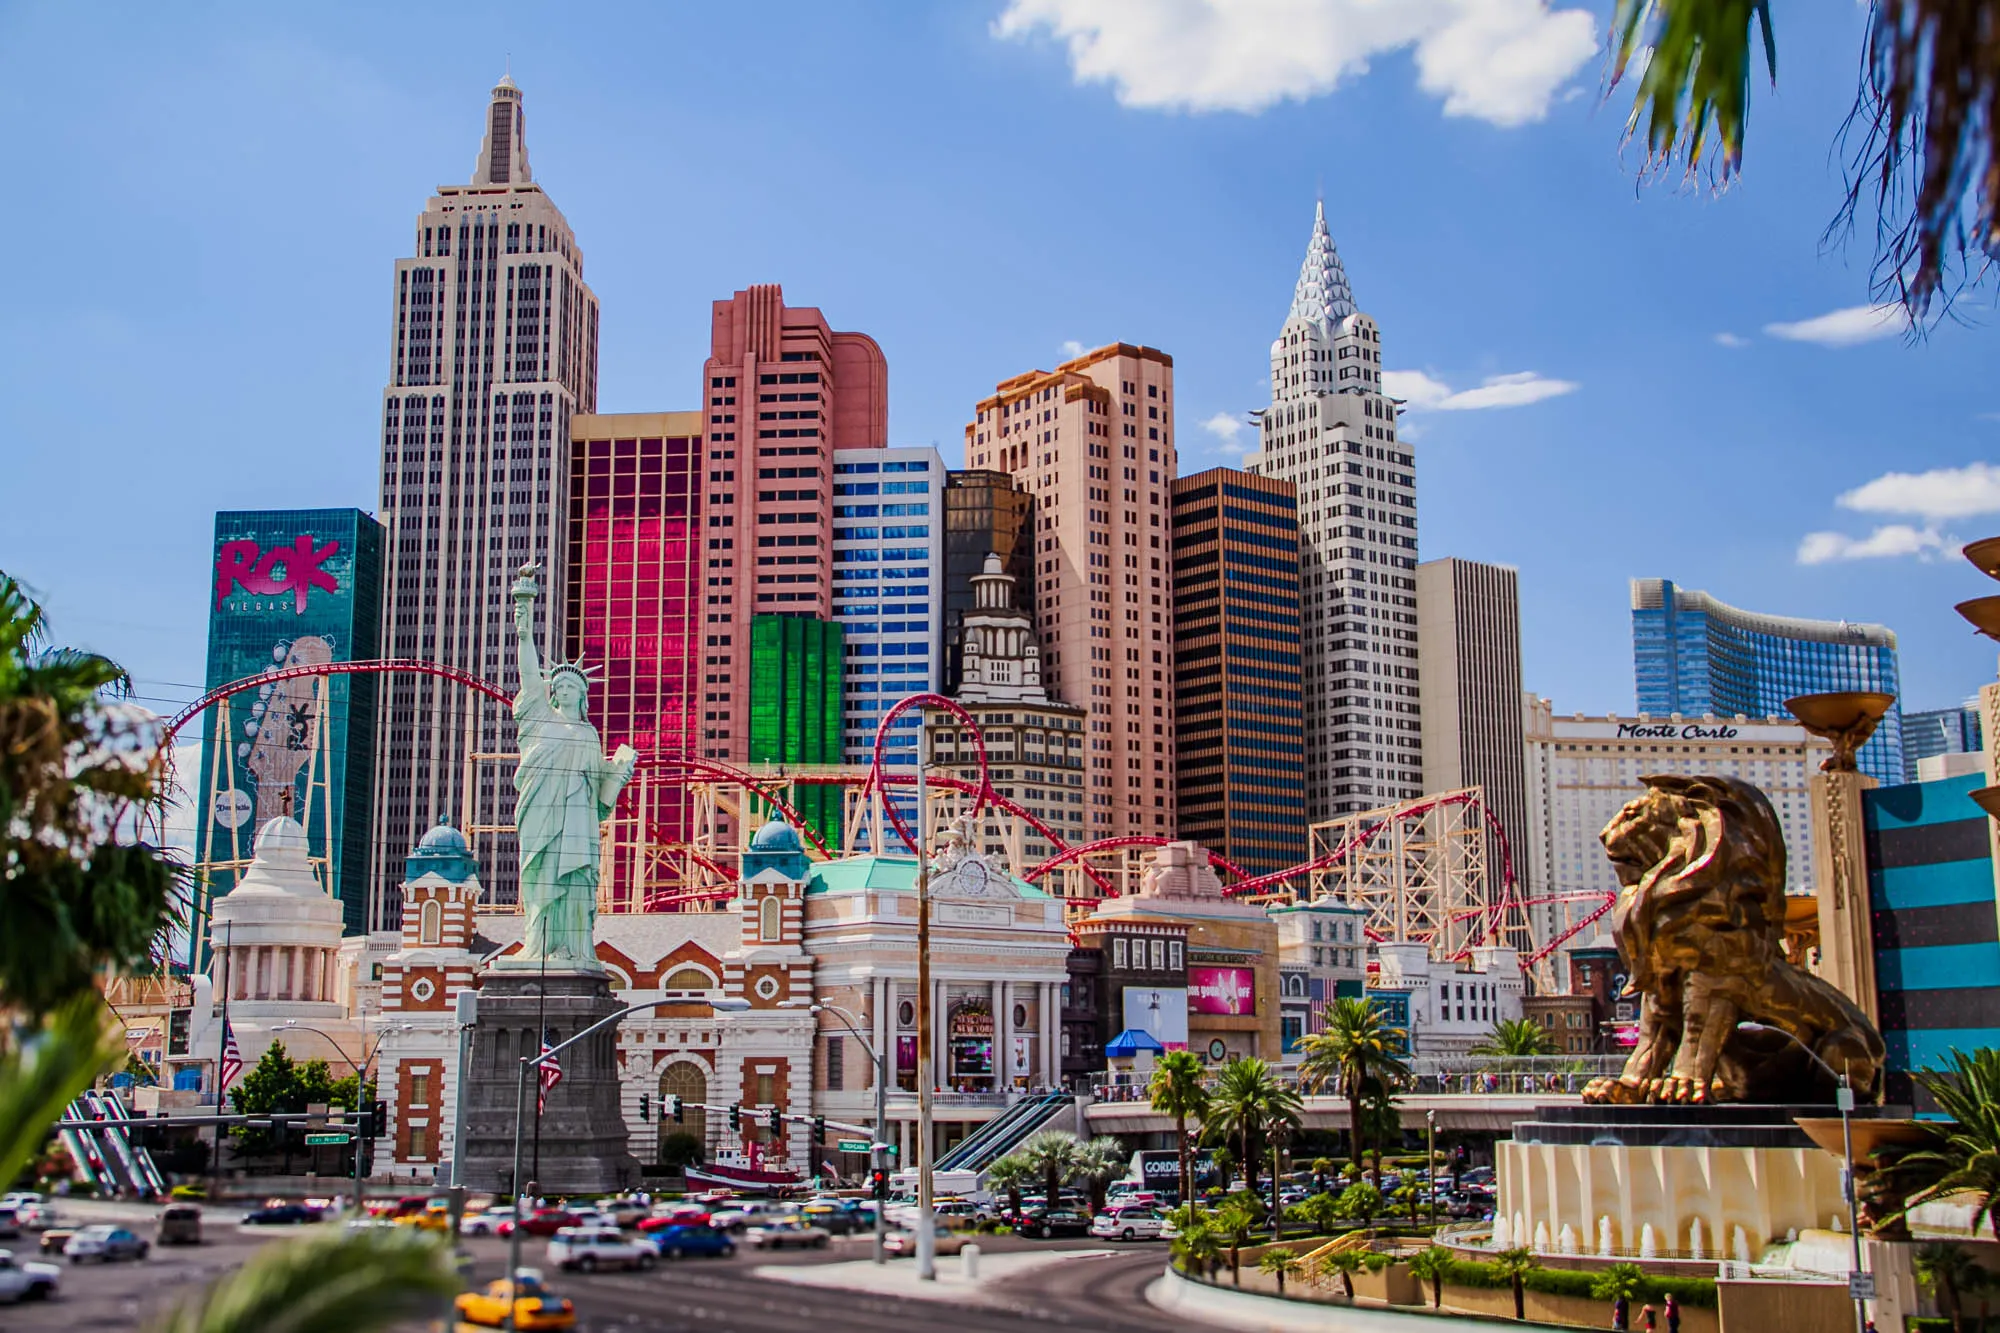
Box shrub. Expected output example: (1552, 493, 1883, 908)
(1444, 1258, 1720, 1311)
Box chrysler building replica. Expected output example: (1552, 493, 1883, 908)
(370, 77, 601, 925)
(1245, 203, 1420, 820)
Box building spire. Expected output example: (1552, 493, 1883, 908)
(471, 74, 531, 186)
(1287, 198, 1355, 335)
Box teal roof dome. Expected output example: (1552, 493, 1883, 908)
(417, 821, 471, 855)
(750, 816, 803, 851)
(742, 815, 810, 881)
(405, 818, 479, 885)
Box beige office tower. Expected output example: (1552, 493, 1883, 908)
(1245, 202, 1419, 821)
(963, 344, 1178, 839)
(370, 76, 600, 926)
(1415, 558, 1531, 948)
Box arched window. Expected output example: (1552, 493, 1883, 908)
(665, 966, 713, 991)
(419, 898, 442, 945)
(758, 895, 782, 943)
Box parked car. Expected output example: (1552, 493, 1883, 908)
(455, 1271, 575, 1330)
(0, 1249, 60, 1303)
(568, 1209, 621, 1230)
(638, 1204, 710, 1233)
(800, 1200, 873, 1235)
(710, 1202, 789, 1233)
(155, 1204, 202, 1246)
(882, 1227, 968, 1257)
(461, 1206, 515, 1237)
(1090, 1206, 1165, 1241)
(38, 1229, 74, 1256)
(1017, 1208, 1091, 1239)
(744, 1217, 830, 1250)
(64, 1225, 149, 1263)
(0, 1208, 18, 1241)
(503, 1209, 582, 1239)
(931, 1198, 990, 1227)
(601, 1197, 649, 1227)
(645, 1224, 736, 1259)
(547, 1226, 655, 1273)
(243, 1203, 321, 1226)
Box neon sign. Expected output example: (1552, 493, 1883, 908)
(214, 536, 341, 614)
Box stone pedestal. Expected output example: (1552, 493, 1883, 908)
(1810, 768, 1880, 1022)
(457, 970, 639, 1195)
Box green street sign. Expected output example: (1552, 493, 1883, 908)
(304, 1133, 351, 1146)
(835, 1139, 872, 1153)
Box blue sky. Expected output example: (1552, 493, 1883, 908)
(2, 1, 1994, 731)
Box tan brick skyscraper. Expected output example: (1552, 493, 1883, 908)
(964, 344, 1177, 840)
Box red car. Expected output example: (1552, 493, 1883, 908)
(498, 1209, 581, 1239)
(638, 1206, 711, 1234)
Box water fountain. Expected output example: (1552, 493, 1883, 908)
(1639, 1223, 1659, 1259)
(1597, 1216, 1614, 1257)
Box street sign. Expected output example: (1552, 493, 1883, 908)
(304, 1132, 351, 1146)
(836, 1139, 872, 1153)
(1848, 1273, 1875, 1301)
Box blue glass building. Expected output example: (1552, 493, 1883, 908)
(1901, 702, 1983, 784)
(1631, 578, 1904, 785)
(832, 446, 945, 766)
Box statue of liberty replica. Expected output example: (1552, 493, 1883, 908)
(508, 561, 635, 969)
(461, 562, 642, 1193)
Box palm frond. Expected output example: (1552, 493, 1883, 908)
(152, 1227, 458, 1333)
(0, 996, 127, 1188)
(1610, 0, 1776, 187)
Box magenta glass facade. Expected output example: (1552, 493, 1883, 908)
(566, 420, 702, 910)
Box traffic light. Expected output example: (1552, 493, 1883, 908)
(813, 1116, 826, 1145)
(366, 1101, 389, 1137)
(869, 1168, 889, 1201)
(669, 1095, 683, 1124)
(638, 1093, 650, 1122)
(728, 1104, 740, 1132)
(767, 1108, 783, 1135)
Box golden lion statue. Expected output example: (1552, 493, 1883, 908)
(1583, 774, 1885, 1106)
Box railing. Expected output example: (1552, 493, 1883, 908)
(1089, 1055, 1627, 1103)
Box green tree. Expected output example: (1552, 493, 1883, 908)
(1471, 1018, 1557, 1059)
(1298, 998, 1411, 1178)
(1590, 1262, 1647, 1306)
(1019, 1129, 1083, 1210)
(1206, 1057, 1302, 1235)
(1334, 1180, 1383, 1225)
(1914, 1242, 1982, 1333)
(986, 1152, 1034, 1217)
(1394, 1181, 1424, 1225)
(1171, 1212, 1222, 1279)
(1882, 1049, 2000, 1237)
(1609, 0, 1999, 321)
(1491, 1247, 1542, 1321)
(656, 1131, 702, 1171)
(1076, 1135, 1128, 1214)
(1406, 1245, 1456, 1310)
(1147, 1049, 1210, 1205)
(1292, 1191, 1341, 1236)
(1318, 1246, 1365, 1299)
(1257, 1246, 1303, 1295)
(1211, 1196, 1258, 1286)
(154, 1225, 456, 1333)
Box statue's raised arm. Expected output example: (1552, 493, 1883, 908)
(511, 562, 545, 708)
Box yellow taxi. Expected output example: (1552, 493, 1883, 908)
(397, 1198, 454, 1233)
(453, 1271, 575, 1330)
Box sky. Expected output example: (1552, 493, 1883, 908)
(2, 0, 1996, 743)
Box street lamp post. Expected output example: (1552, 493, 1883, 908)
(275, 1019, 409, 1219)
(1738, 1020, 1864, 1333)
(912, 725, 937, 1282)
(501, 994, 749, 1333)
(1426, 1109, 1438, 1228)
(791, 1000, 890, 1264)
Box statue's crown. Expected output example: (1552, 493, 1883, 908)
(546, 658, 601, 687)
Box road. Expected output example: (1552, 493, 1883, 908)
(3, 1209, 1217, 1333)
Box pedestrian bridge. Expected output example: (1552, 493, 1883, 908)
(1085, 1091, 1583, 1136)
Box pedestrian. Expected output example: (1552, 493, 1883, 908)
(1664, 1292, 1680, 1333)
(1611, 1292, 1630, 1331)
(1640, 1302, 1657, 1332)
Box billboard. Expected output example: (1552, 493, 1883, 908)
(195, 510, 383, 941)
(1188, 966, 1257, 1017)
(1121, 986, 1189, 1049)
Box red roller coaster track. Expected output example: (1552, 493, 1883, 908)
(168, 660, 1580, 969)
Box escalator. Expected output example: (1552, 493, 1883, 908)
(66, 1090, 166, 1198)
(936, 1090, 1073, 1174)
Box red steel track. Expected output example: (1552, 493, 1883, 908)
(170, 661, 1583, 968)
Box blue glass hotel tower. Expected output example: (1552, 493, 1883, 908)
(1631, 578, 1903, 786)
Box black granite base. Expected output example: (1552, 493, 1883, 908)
(1511, 1102, 1912, 1150)
(456, 970, 641, 1195)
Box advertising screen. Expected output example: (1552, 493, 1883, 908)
(1121, 987, 1189, 1049)
(1187, 966, 1257, 1016)
(195, 509, 382, 941)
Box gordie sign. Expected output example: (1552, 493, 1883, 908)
(214, 536, 341, 614)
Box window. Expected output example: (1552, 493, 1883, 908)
(419, 899, 442, 945)
(1112, 937, 1129, 969)
(665, 967, 711, 990)
(826, 1035, 845, 1090)
(409, 1125, 428, 1159)
(1150, 939, 1164, 971)
(410, 1071, 432, 1106)
(1169, 940, 1183, 970)
(759, 895, 782, 942)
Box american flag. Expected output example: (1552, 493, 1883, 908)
(218, 1019, 243, 1094)
(537, 1034, 562, 1114)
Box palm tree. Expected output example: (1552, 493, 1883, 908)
(1881, 1050, 2000, 1237)
(1914, 1242, 1982, 1333)
(1206, 1057, 1301, 1235)
(1491, 1247, 1542, 1321)
(1257, 1246, 1303, 1295)
(1319, 1247, 1365, 1299)
(1210, 1197, 1258, 1286)
(1335, 1180, 1383, 1225)
(1292, 1191, 1341, 1237)
(1147, 1050, 1210, 1205)
(1609, 0, 2000, 322)
(1590, 1262, 1647, 1310)
(1406, 1245, 1456, 1310)
(154, 1226, 457, 1333)
(1019, 1129, 1084, 1212)
(1172, 1214, 1223, 1281)
(1077, 1135, 1128, 1214)
(1298, 998, 1411, 1178)
(986, 1152, 1033, 1218)
(1471, 1018, 1557, 1059)
(1395, 1181, 1424, 1225)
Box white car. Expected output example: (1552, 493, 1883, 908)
(0, 1249, 60, 1303)
(932, 1199, 991, 1227)
(1090, 1206, 1165, 1241)
(546, 1226, 655, 1273)
(569, 1209, 622, 1230)
(460, 1206, 514, 1237)
(63, 1225, 149, 1263)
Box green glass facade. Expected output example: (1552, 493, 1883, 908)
(195, 509, 384, 939)
(748, 614, 844, 848)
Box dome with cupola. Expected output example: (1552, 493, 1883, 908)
(742, 815, 810, 881)
(404, 817, 479, 885)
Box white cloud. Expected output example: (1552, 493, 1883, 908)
(1202, 411, 1248, 452)
(1837, 461, 2000, 523)
(1713, 332, 1748, 348)
(1797, 525, 1952, 565)
(993, 0, 1598, 127)
(1060, 339, 1088, 358)
(1764, 304, 1907, 347)
(1384, 368, 1578, 411)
